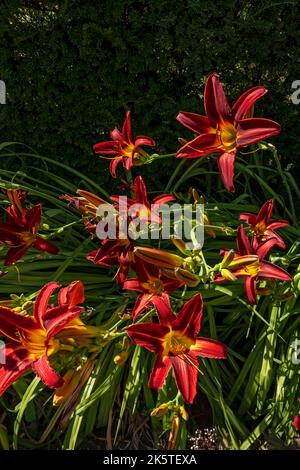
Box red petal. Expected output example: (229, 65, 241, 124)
(0, 347, 33, 396)
(123, 279, 143, 292)
(93, 141, 118, 154)
(0, 306, 37, 338)
(110, 127, 123, 141)
(237, 118, 281, 147)
(268, 220, 289, 230)
(33, 282, 61, 326)
(126, 322, 168, 353)
(191, 338, 227, 358)
(109, 157, 122, 178)
(32, 354, 64, 389)
(45, 307, 83, 340)
(173, 294, 203, 337)
(122, 111, 132, 143)
(134, 136, 156, 148)
(152, 194, 175, 206)
(244, 276, 257, 304)
(148, 355, 171, 390)
(134, 176, 149, 206)
(257, 199, 273, 225)
(217, 152, 236, 192)
(293, 416, 300, 431)
(135, 257, 159, 281)
(25, 204, 42, 232)
(152, 293, 176, 325)
(132, 294, 153, 320)
(176, 112, 212, 134)
(258, 261, 291, 281)
(237, 225, 252, 255)
(170, 355, 198, 403)
(177, 132, 221, 159)
(4, 245, 28, 265)
(204, 73, 231, 125)
(232, 86, 267, 121)
(58, 281, 85, 308)
(33, 236, 59, 254)
(239, 213, 257, 225)
(256, 238, 278, 260)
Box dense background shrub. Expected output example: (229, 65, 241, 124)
(0, 0, 299, 189)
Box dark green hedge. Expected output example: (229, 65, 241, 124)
(0, 0, 299, 188)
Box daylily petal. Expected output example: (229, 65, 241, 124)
(93, 140, 118, 154)
(132, 294, 154, 320)
(25, 204, 42, 232)
(33, 236, 59, 255)
(122, 111, 132, 143)
(123, 279, 144, 293)
(170, 355, 198, 404)
(134, 176, 150, 207)
(134, 136, 156, 148)
(148, 355, 172, 390)
(237, 118, 281, 147)
(256, 199, 273, 225)
(126, 322, 169, 353)
(152, 293, 176, 325)
(152, 194, 175, 205)
(110, 127, 123, 141)
(190, 337, 227, 359)
(173, 293, 203, 337)
(268, 220, 289, 230)
(32, 354, 64, 389)
(4, 245, 28, 265)
(237, 225, 253, 255)
(176, 111, 213, 134)
(232, 86, 267, 121)
(204, 73, 231, 125)
(177, 132, 221, 159)
(58, 280, 85, 308)
(256, 238, 278, 260)
(0, 306, 37, 338)
(33, 282, 61, 326)
(109, 156, 123, 178)
(258, 261, 291, 281)
(217, 151, 236, 192)
(0, 347, 33, 396)
(239, 212, 257, 225)
(245, 276, 257, 304)
(46, 307, 84, 340)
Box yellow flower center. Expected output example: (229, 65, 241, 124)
(19, 231, 35, 246)
(218, 122, 237, 152)
(19, 329, 60, 359)
(141, 277, 164, 295)
(121, 143, 141, 160)
(254, 221, 267, 237)
(244, 260, 261, 277)
(163, 330, 194, 357)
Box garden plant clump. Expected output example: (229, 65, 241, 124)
(0, 73, 299, 450)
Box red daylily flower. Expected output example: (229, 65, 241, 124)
(293, 416, 300, 432)
(0, 281, 86, 396)
(0, 189, 59, 265)
(127, 294, 227, 403)
(94, 111, 156, 178)
(111, 175, 175, 224)
(240, 199, 288, 249)
(123, 258, 182, 320)
(62, 190, 112, 234)
(215, 225, 291, 304)
(176, 73, 281, 192)
(87, 238, 135, 286)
